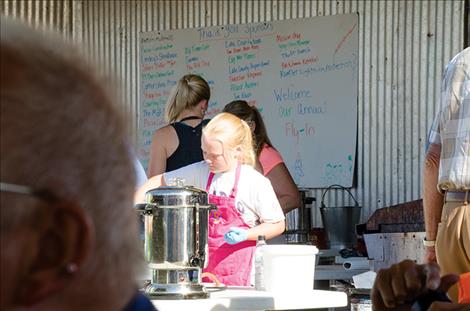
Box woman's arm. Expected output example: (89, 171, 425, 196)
(266, 163, 301, 214)
(134, 174, 166, 203)
(247, 220, 285, 240)
(254, 158, 264, 174)
(147, 126, 178, 177)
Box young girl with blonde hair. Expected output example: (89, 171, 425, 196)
(135, 112, 285, 286)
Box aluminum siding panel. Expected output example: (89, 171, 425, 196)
(1, 0, 465, 226)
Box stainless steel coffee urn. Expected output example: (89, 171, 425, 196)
(284, 188, 315, 244)
(138, 185, 214, 299)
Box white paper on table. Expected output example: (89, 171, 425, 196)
(352, 271, 377, 289)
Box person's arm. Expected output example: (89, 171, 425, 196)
(147, 128, 171, 177)
(371, 260, 460, 311)
(134, 174, 166, 204)
(136, 161, 206, 204)
(248, 172, 286, 239)
(423, 143, 444, 263)
(224, 168, 286, 245)
(246, 220, 286, 241)
(134, 157, 148, 189)
(266, 163, 301, 214)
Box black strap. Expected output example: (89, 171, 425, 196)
(178, 115, 202, 123)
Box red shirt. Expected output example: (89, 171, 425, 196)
(258, 144, 284, 176)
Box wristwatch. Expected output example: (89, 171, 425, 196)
(423, 237, 436, 247)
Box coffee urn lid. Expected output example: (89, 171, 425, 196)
(145, 185, 210, 207)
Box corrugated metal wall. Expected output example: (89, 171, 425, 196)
(0, 0, 76, 38)
(1, 0, 465, 225)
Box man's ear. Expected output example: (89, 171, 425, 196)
(17, 201, 92, 306)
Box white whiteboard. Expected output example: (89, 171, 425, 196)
(138, 14, 358, 187)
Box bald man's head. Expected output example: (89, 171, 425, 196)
(1, 19, 140, 310)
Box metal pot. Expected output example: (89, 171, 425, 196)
(140, 186, 214, 269)
(320, 184, 362, 250)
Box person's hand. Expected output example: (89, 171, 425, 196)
(425, 246, 437, 264)
(224, 227, 248, 245)
(371, 260, 460, 311)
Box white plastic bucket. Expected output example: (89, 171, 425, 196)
(262, 245, 318, 292)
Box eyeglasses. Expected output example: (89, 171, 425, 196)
(0, 182, 59, 203)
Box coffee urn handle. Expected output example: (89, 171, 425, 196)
(190, 203, 216, 267)
(135, 203, 155, 216)
(190, 203, 201, 267)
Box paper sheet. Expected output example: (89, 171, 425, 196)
(352, 271, 377, 289)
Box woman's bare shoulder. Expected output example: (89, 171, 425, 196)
(152, 124, 176, 139)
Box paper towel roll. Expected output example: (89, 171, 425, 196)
(343, 260, 370, 270)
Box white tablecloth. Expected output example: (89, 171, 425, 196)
(151, 287, 347, 310)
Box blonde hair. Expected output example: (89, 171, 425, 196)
(165, 74, 210, 122)
(223, 100, 274, 157)
(202, 113, 256, 166)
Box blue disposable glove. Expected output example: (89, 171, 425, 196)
(224, 227, 248, 245)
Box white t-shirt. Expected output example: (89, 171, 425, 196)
(134, 157, 148, 190)
(164, 161, 285, 227)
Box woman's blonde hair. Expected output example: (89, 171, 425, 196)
(165, 74, 210, 122)
(202, 113, 256, 167)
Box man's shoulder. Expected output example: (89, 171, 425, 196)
(459, 47, 470, 59)
(177, 160, 208, 174)
(447, 47, 470, 70)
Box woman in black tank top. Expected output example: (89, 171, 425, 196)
(166, 116, 210, 171)
(147, 74, 211, 177)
